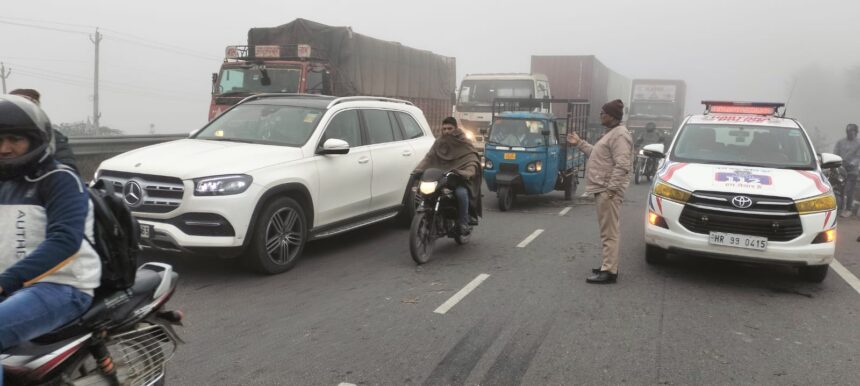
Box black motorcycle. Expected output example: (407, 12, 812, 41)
(633, 148, 658, 185)
(2, 263, 183, 386)
(409, 169, 476, 264)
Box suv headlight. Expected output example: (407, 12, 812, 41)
(194, 174, 253, 196)
(419, 181, 438, 195)
(795, 193, 837, 214)
(653, 180, 691, 203)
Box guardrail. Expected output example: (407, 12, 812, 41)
(68, 134, 187, 156)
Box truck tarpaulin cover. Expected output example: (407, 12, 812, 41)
(248, 18, 456, 101)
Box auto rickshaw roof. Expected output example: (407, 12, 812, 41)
(497, 111, 554, 120)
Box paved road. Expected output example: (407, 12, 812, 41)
(152, 183, 860, 385)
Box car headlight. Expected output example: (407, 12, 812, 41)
(419, 181, 438, 195)
(526, 161, 543, 172)
(464, 130, 476, 142)
(795, 193, 837, 214)
(194, 174, 253, 196)
(483, 158, 494, 170)
(653, 180, 691, 203)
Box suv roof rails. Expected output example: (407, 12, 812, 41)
(327, 96, 415, 109)
(237, 93, 334, 105)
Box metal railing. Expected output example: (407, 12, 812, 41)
(68, 134, 187, 156)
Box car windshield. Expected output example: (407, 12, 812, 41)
(630, 102, 675, 117)
(195, 104, 324, 147)
(671, 123, 816, 169)
(217, 66, 301, 94)
(458, 79, 535, 106)
(488, 118, 547, 147)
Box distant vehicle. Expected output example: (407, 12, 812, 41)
(454, 73, 552, 147)
(641, 101, 842, 282)
(97, 95, 435, 274)
(210, 18, 456, 130)
(482, 99, 589, 210)
(410, 168, 477, 264)
(531, 55, 630, 140)
(628, 79, 687, 141)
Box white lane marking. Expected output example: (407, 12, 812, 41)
(559, 207, 572, 216)
(517, 229, 544, 248)
(831, 259, 860, 295)
(434, 274, 490, 314)
(338, 383, 357, 386)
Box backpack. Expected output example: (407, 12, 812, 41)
(87, 179, 140, 290)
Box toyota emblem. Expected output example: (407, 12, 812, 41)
(731, 195, 753, 209)
(123, 181, 144, 207)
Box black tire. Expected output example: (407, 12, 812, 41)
(246, 197, 307, 274)
(634, 159, 642, 185)
(409, 212, 436, 264)
(498, 185, 513, 211)
(645, 244, 667, 265)
(799, 265, 829, 283)
(563, 174, 573, 201)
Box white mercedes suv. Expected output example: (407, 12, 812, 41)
(641, 101, 843, 282)
(96, 94, 435, 274)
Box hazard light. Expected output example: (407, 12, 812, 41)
(702, 101, 784, 116)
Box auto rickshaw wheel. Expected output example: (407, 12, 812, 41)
(498, 186, 513, 211)
(564, 174, 574, 200)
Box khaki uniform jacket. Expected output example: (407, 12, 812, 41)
(577, 125, 634, 196)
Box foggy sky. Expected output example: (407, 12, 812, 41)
(2, 0, 859, 146)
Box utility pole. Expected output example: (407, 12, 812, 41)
(0, 62, 11, 94)
(89, 28, 102, 133)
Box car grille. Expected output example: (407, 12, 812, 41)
(679, 191, 803, 242)
(98, 170, 184, 214)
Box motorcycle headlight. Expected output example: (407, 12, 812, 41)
(638, 149, 645, 156)
(419, 181, 438, 195)
(526, 161, 543, 173)
(194, 174, 253, 196)
(795, 193, 837, 214)
(653, 180, 691, 203)
(464, 130, 476, 142)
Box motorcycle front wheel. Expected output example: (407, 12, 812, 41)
(410, 212, 436, 265)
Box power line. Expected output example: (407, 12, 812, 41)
(0, 19, 89, 35)
(10, 63, 200, 98)
(0, 15, 95, 30)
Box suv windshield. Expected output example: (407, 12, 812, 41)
(196, 104, 324, 147)
(458, 79, 535, 106)
(217, 66, 301, 94)
(671, 123, 816, 169)
(488, 118, 547, 147)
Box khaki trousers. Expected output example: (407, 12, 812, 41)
(595, 191, 623, 274)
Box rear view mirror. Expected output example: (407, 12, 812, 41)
(820, 153, 842, 169)
(541, 129, 551, 136)
(643, 143, 665, 159)
(319, 138, 350, 155)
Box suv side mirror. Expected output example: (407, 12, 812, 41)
(319, 138, 350, 155)
(643, 143, 665, 159)
(820, 153, 842, 169)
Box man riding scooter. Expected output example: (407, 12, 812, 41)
(413, 117, 481, 235)
(633, 122, 665, 184)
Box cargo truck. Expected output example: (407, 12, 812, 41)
(530, 55, 630, 140)
(210, 18, 457, 129)
(627, 79, 687, 138)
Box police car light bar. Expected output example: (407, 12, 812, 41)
(702, 101, 785, 116)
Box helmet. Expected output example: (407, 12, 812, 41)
(0, 95, 55, 179)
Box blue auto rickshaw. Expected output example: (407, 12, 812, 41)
(481, 99, 590, 211)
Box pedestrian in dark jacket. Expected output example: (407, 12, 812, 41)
(0, 95, 101, 383)
(9, 89, 79, 174)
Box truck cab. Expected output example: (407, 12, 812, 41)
(209, 44, 332, 120)
(454, 74, 552, 148)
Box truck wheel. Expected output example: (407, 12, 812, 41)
(498, 186, 513, 211)
(563, 174, 574, 201)
(645, 244, 667, 265)
(246, 197, 307, 274)
(799, 265, 829, 283)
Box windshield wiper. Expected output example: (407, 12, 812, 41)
(199, 137, 258, 144)
(217, 91, 253, 97)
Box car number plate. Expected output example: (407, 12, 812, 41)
(708, 232, 767, 251)
(503, 153, 516, 160)
(140, 224, 151, 239)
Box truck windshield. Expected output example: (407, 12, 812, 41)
(458, 79, 535, 106)
(488, 118, 547, 148)
(195, 104, 324, 147)
(217, 66, 301, 94)
(630, 102, 675, 117)
(671, 124, 816, 170)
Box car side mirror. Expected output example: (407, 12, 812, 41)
(319, 138, 350, 155)
(820, 153, 842, 169)
(643, 143, 665, 159)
